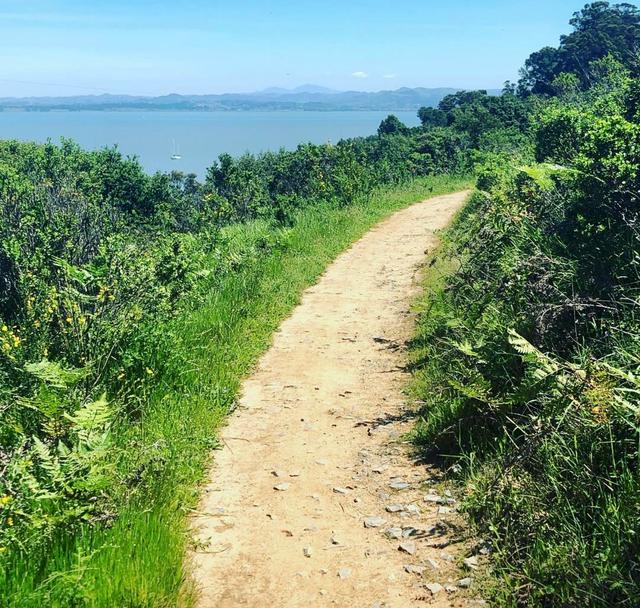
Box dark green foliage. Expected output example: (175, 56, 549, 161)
(377, 114, 409, 136)
(411, 57, 640, 607)
(519, 2, 640, 95)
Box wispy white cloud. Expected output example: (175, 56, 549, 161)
(351, 71, 368, 79)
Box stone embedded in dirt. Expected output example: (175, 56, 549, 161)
(464, 556, 479, 569)
(405, 504, 420, 515)
(333, 487, 350, 494)
(289, 471, 301, 477)
(271, 470, 287, 478)
(445, 585, 458, 593)
(441, 551, 455, 562)
(385, 527, 403, 540)
(424, 493, 455, 505)
(458, 577, 474, 588)
(402, 527, 418, 538)
(320, 568, 328, 575)
(425, 558, 439, 570)
(338, 568, 352, 579)
(389, 480, 410, 491)
(282, 529, 294, 537)
(385, 504, 405, 513)
(330, 534, 341, 545)
(364, 516, 387, 528)
(438, 506, 454, 514)
(425, 583, 444, 595)
(404, 564, 426, 576)
(273, 483, 290, 491)
(372, 464, 389, 474)
(315, 459, 328, 466)
(303, 546, 313, 558)
(398, 541, 417, 555)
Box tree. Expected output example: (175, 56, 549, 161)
(417, 106, 447, 128)
(518, 2, 640, 95)
(377, 115, 409, 136)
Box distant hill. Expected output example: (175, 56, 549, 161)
(0, 86, 501, 112)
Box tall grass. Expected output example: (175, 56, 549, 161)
(2, 175, 472, 607)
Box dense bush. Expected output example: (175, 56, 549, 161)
(410, 57, 640, 606)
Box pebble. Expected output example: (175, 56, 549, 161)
(425, 583, 444, 595)
(402, 527, 418, 538)
(303, 546, 313, 558)
(273, 483, 290, 491)
(333, 487, 350, 494)
(372, 465, 389, 474)
(364, 516, 387, 528)
(385, 527, 403, 540)
(438, 506, 454, 514)
(389, 480, 410, 491)
(458, 577, 474, 588)
(464, 556, 479, 569)
(445, 584, 458, 593)
(289, 471, 301, 477)
(385, 504, 405, 513)
(404, 564, 425, 576)
(316, 459, 328, 466)
(424, 494, 456, 505)
(425, 558, 439, 570)
(271, 470, 287, 478)
(398, 541, 417, 555)
(405, 504, 420, 515)
(330, 534, 341, 545)
(338, 568, 352, 579)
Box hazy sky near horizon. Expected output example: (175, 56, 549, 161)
(0, 0, 637, 97)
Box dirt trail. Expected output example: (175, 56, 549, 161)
(191, 191, 481, 607)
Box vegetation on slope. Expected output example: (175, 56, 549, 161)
(410, 4, 640, 606)
(0, 120, 470, 603)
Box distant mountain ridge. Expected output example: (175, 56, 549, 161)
(0, 86, 501, 112)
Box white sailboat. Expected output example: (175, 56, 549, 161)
(170, 139, 182, 160)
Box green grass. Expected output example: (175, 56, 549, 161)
(2, 175, 472, 607)
(408, 186, 640, 607)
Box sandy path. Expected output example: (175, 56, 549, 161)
(191, 191, 480, 607)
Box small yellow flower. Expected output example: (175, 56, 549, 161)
(6, 517, 13, 527)
(0, 547, 6, 553)
(145, 368, 154, 376)
(0, 496, 11, 506)
(66, 317, 73, 324)
(1, 326, 7, 332)
(34, 320, 41, 328)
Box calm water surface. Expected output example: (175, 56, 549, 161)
(0, 111, 420, 177)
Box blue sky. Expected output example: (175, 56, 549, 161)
(0, 0, 636, 97)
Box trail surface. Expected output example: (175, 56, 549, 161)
(191, 191, 480, 607)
